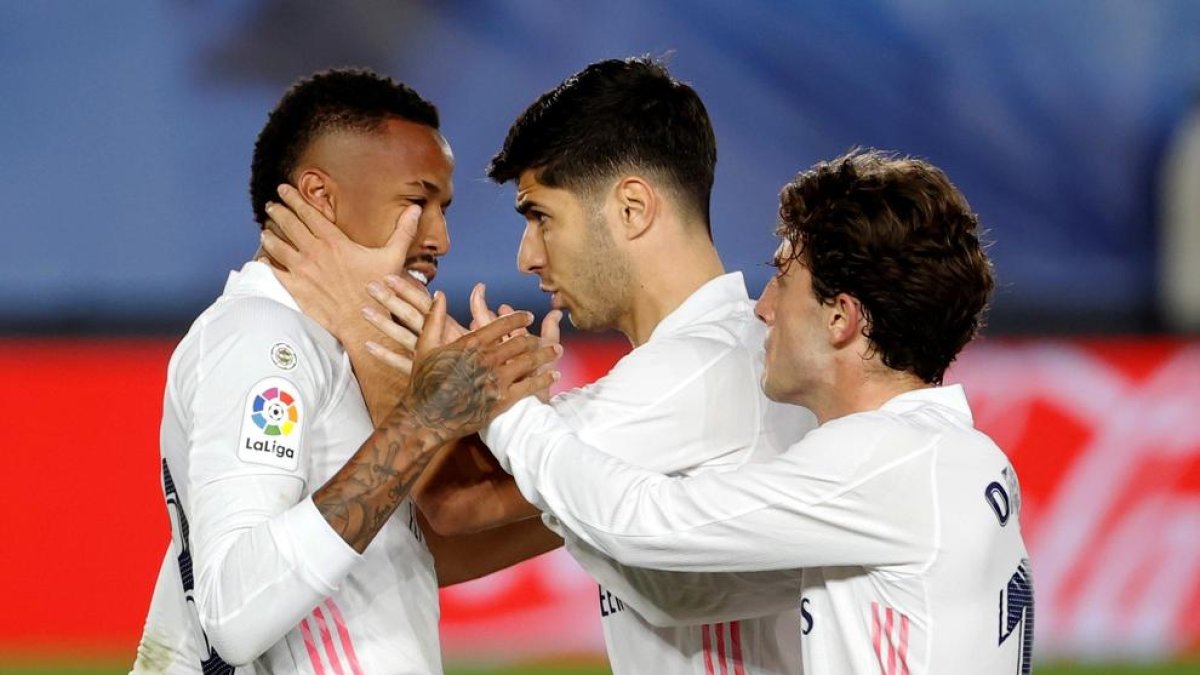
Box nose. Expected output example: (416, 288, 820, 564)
(517, 222, 545, 276)
(418, 207, 451, 256)
(754, 278, 777, 325)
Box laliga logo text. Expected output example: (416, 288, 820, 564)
(245, 437, 295, 459)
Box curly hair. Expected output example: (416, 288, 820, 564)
(249, 68, 438, 227)
(776, 149, 994, 384)
(487, 57, 717, 234)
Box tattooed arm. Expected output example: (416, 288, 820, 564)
(312, 294, 561, 553)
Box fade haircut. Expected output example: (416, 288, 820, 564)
(487, 57, 717, 235)
(249, 67, 439, 227)
(776, 149, 995, 384)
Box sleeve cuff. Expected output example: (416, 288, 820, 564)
(481, 395, 542, 472)
(272, 496, 362, 594)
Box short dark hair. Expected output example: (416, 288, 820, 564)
(776, 149, 994, 384)
(487, 57, 717, 234)
(249, 67, 439, 227)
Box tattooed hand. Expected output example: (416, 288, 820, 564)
(399, 292, 561, 446)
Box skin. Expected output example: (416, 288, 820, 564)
(513, 169, 726, 346)
(255, 118, 563, 569)
(514, 174, 634, 332)
(754, 240, 929, 424)
(311, 299, 560, 554)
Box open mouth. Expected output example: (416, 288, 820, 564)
(403, 258, 438, 288)
(406, 269, 430, 286)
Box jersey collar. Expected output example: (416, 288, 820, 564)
(223, 260, 303, 313)
(879, 384, 975, 425)
(648, 272, 751, 342)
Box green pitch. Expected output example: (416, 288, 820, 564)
(3, 661, 1199, 674)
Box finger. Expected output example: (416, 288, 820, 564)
(365, 340, 413, 375)
(416, 291, 448, 357)
(276, 184, 344, 241)
(469, 282, 497, 330)
(263, 218, 296, 250)
(498, 304, 515, 316)
(487, 334, 541, 368)
(385, 204, 423, 256)
(362, 306, 418, 352)
(495, 343, 562, 384)
(384, 274, 434, 312)
(499, 369, 562, 411)
(261, 228, 301, 270)
(540, 310, 563, 347)
(263, 199, 316, 249)
(369, 280, 427, 335)
(463, 310, 534, 348)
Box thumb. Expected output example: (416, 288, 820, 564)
(469, 282, 496, 329)
(416, 290, 447, 358)
(385, 204, 423, 255)
(541, 309, 563, 348)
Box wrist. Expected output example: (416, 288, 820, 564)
(382, 402, 449, 461)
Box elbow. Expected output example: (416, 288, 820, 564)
(195, 605, 270, 667)
(193, 572, 276, 666)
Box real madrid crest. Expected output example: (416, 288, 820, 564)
(270, 341, 297, 371)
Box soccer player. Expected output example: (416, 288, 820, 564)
(457, 150, 1033, 675)
(132, 69, 557, 674)
(263, 58, 815, 674)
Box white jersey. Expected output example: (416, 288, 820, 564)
(132, 261, 441, 674)
(486, 385, 1033, 675)
(544, 273, 815, 675)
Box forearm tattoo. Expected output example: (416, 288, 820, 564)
(313, 336, 514, 553)
(313, 412, 435, 553)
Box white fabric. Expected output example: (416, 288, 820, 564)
(486, 384, 1034, 675)
(133, 261, 441, 674)
(510, 273, 816, 675)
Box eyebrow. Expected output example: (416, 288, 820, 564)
(403, 179, 452, 207)
(404, 179, 442, 194)
(515, 197, 540, 216)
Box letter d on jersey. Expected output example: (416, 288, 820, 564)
(237, 376, 303, 471)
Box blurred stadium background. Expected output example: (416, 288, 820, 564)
(1, 1, 1197, 673)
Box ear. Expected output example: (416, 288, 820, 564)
(295, 168, 338, 222)
(827, 292, 868, 348)
(613, 176, 657, 240)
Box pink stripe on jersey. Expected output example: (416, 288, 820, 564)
(299, 618, 328, 675)
(312, 607, 346, 675)
(702, 623, 716, 675)
(716, 622, 730, 675)
(325, 599, 365, 675)
(898, 613, 911, 675)
(730, 620, 746, 675)
(884, 607, 896, 675)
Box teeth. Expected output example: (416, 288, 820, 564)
(406, 269, 429, 285)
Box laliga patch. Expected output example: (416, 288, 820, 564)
(238, 377, 303, 471)
(270, 341, 297, 371)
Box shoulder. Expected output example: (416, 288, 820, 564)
(554, 327, 751, 414)
(171, 296, 344, 404)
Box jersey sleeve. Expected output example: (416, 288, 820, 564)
(178, 298, 361, 665)
(550, 333, 759, 473)
(484, 397, 938, 573)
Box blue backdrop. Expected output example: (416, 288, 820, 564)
(2, 0, 1198, 333)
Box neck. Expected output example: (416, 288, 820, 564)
(809, 362, 932, 425)
(617, 232, 725, 346)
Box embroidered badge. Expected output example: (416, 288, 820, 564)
(270, 342, 297, 371)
